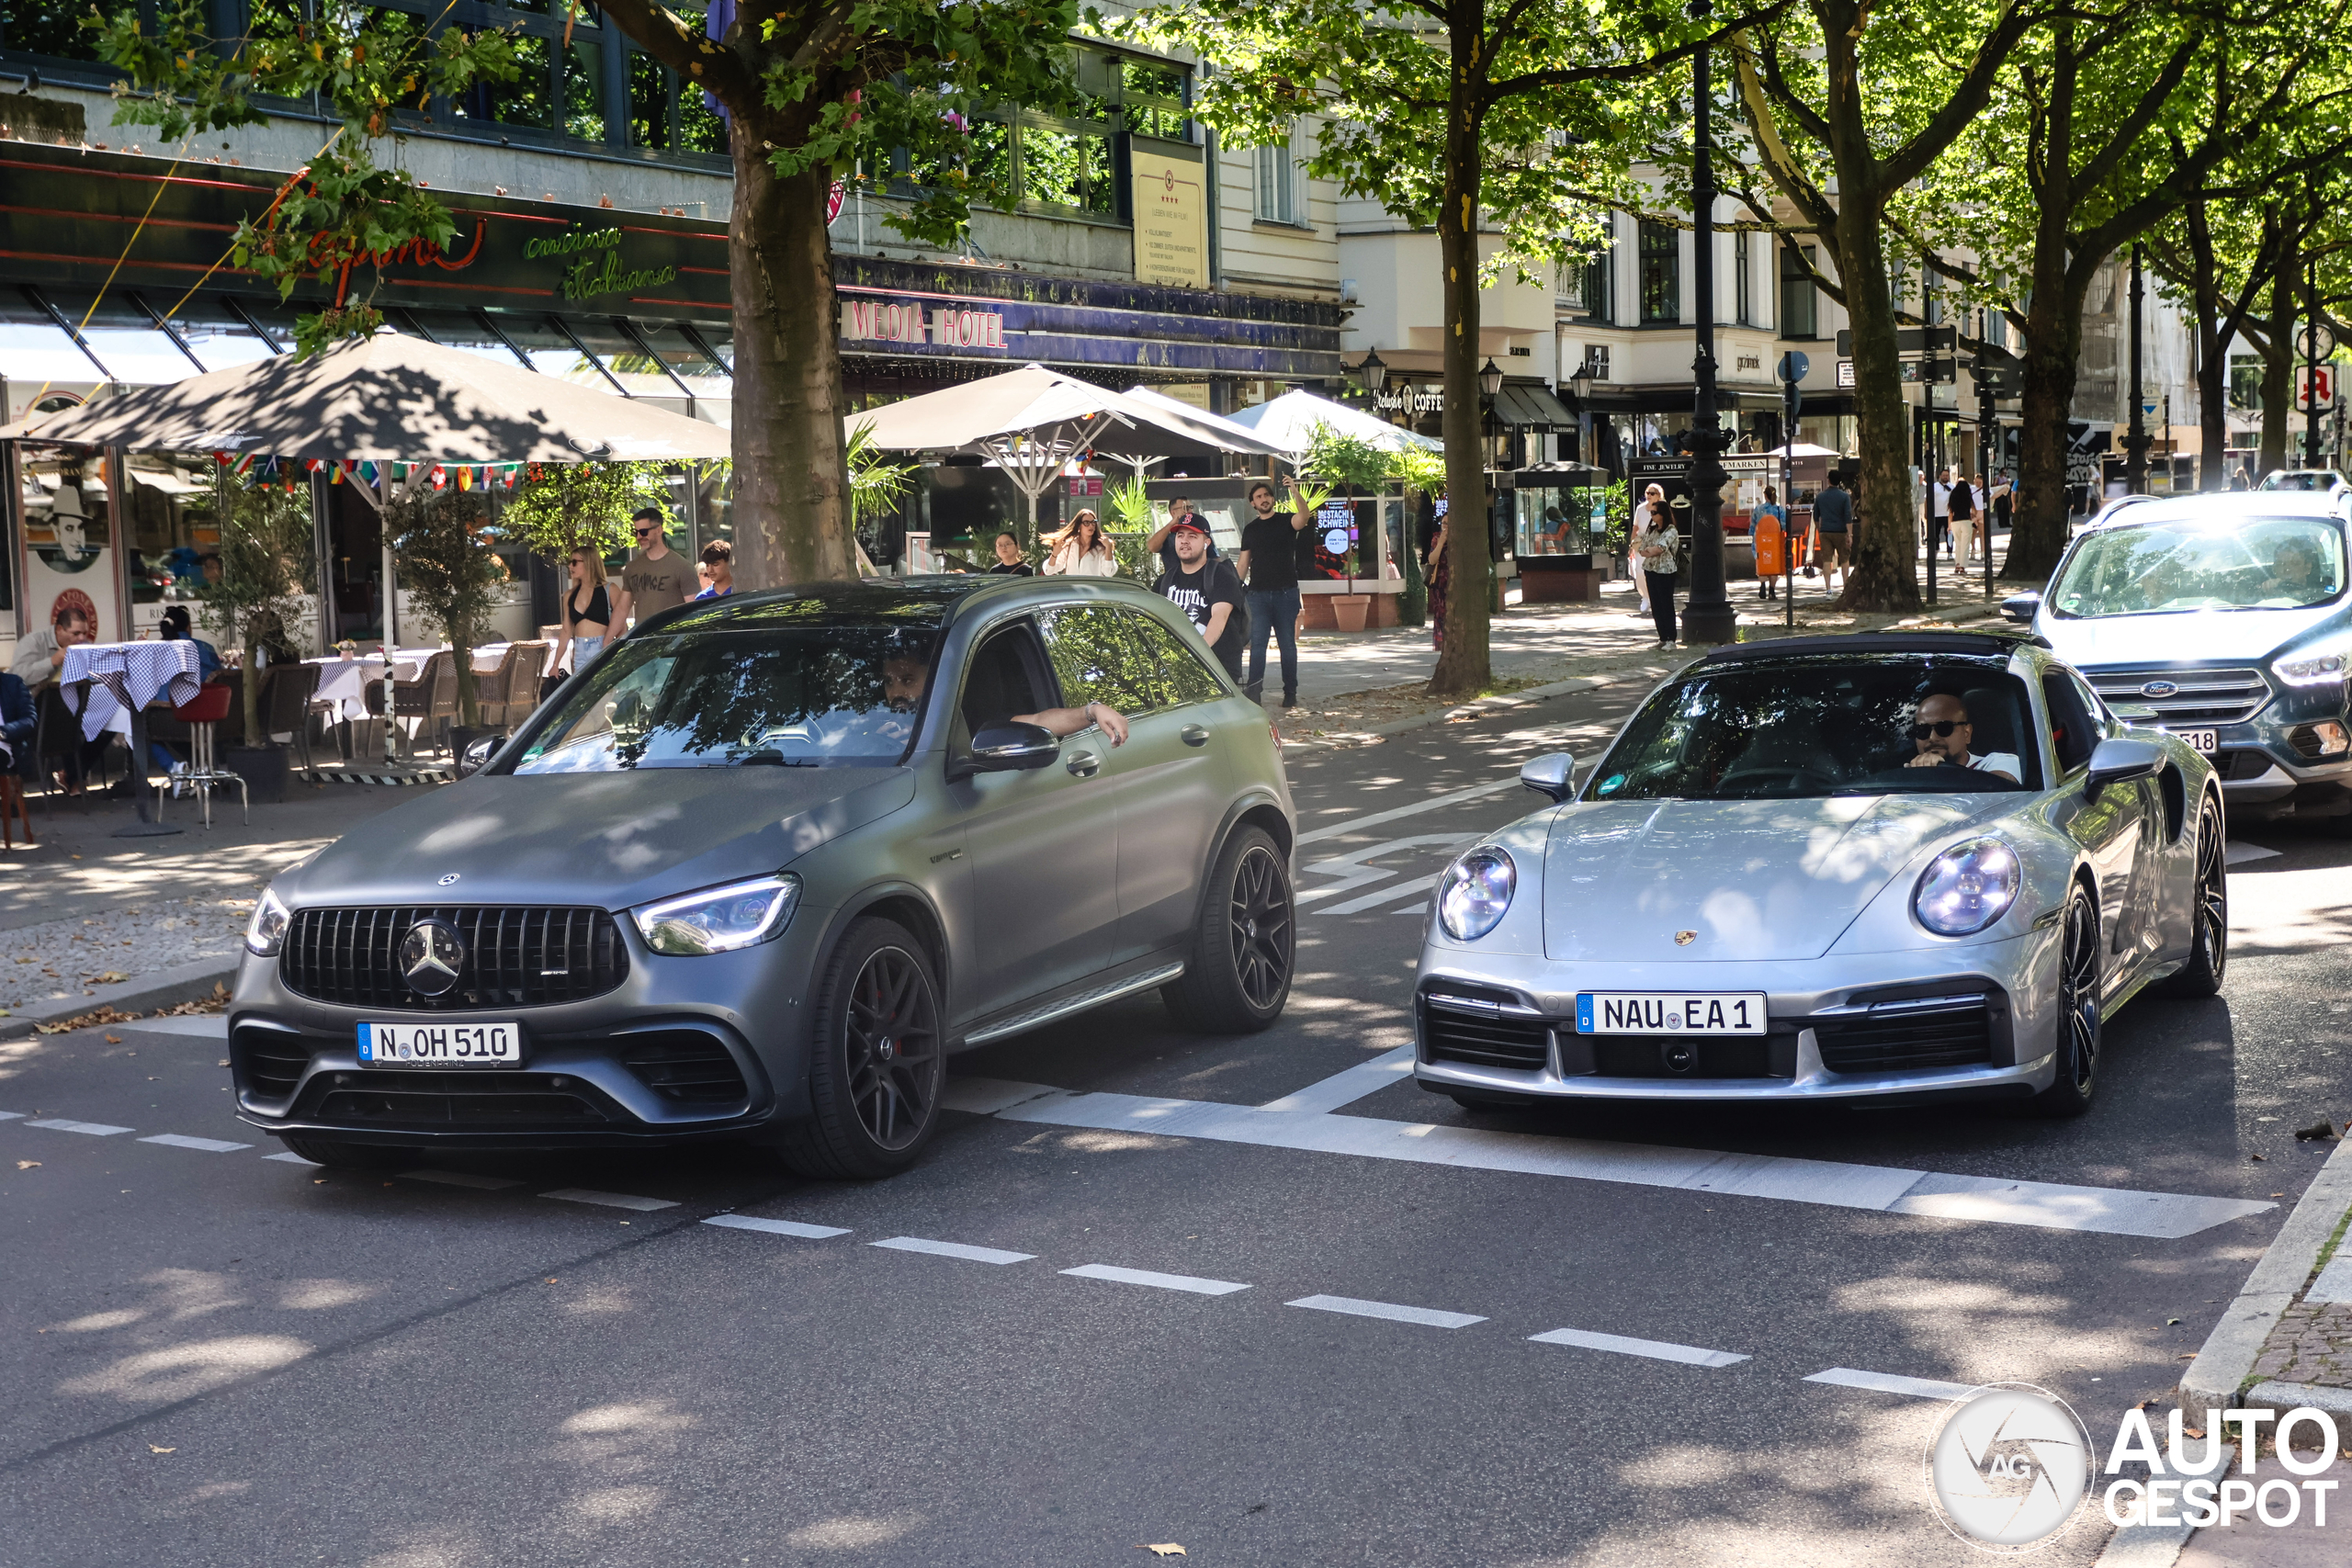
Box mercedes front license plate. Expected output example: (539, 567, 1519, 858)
(1576, 992, 1767, 1035)
(358, 1021, 522, 1067)
(2164, 728, 2219, 755)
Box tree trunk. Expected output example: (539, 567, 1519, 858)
(1829, 211, 1919, 612)
(2009, 276, 2091, 582)
(2259, 242, 2295, 475)
(730, 130, 854, 591)
(2182, 194, 2233, 490)
(1428, 51, 1491, 700)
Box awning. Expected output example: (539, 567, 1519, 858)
(1491, 384, 1577, 431)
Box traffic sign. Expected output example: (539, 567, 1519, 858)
(2296, 364, 2336, 412)
(1837, 359, 1856, 388)
(1777, 351, 1809, 382)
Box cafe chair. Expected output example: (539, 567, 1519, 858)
(29, 684, 119, 810)
(262, 660, 324, 782)
(0, 761, 32, 848)
(170, 683, 247, 828)
(474, 643, 523, 730)
(503, 641, 548, 731)
(390, 650, 458, 759)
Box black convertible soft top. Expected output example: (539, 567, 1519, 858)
(1695, 630, 2052, 665)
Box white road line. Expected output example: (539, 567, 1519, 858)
(704, 1214, 852, 1240)
(541, 1188, 679, 1213)
(0, 1111, 23, 1122)
(1297, 834, 1474, 905)
(1287, 1293, 1484, 1329)
(871, 1235, 1035, 1265)
(27, 1119, 133, 1137)
(1319, 874, 1447, 916)
(998, 1090, 2274, 1239)
(403, 1169, 521, 1190)
(1530, 1327, 1748, 1368)
(1061, 1263, 1250, 1296)
(263, 1151, 317, 1164)
(1260, 1045, 1417, 1114)
(1804, 1367, 1979, 1402)
(2225, 840, 2281, 866)
(137, 1134, 252, 1153)
(1296, 776, 1528, 845)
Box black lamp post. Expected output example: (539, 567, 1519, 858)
(1679, 0, 1737, 645)
(1568, 362, 1594, 467)
(2122, 245, 2150, 494)
(1478, 357, 1505, 397)
(1357, 346, 1389, 396)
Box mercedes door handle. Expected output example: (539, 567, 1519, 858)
(1066, 750, 1100, 778)
(1180, 724, 1212, 748)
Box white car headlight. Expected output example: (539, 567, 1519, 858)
(1913, 838, 2021, 937)
(244, 886, 291, 956)
(2274, 637, 2352, 686)
(633, 874, 800, 955)
(1438, 848, 1516, 942)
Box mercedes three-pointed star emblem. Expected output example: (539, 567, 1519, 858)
(400, 919, 467, 997)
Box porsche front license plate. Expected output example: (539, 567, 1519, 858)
(358, 1021, 521, 1067)
(1576, 993, 1767, 1036)
(2165, 728, 2219, 755)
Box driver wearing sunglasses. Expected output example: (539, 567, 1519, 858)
(1903, 692, 2019, 783)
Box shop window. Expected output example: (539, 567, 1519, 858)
(1122, 59, 1188, 140)
(1781, 243, 1818, 339)
(1580, 234, 1614, 325)
(627, 49, 671, 150)
(454, 32, 555, 130)
(1638, 220, 1679, 324)
(1257, 129, 1304, 226)
(563, 37, 605, 142)
(1021, 125, 1117, 216)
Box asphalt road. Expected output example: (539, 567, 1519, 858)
(5, 678, 2350, 1566)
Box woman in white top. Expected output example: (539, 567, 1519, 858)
(1629, 483, 1666, 615)
(1043, 510, 1119, 577)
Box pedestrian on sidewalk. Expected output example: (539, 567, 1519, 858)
(1630, 483, 1666, 616)
(1634, 501, 1681, 648)
(1147, 494, 1221, 581)
(1991, 470, 2013, 538)
(1813, 471, 1855, 597)
(1752, 487, 1787, 600)
(987, 532, 1035, 576)
(1426, 519, 1452, 651)
(609, 508, 692, 635)
(1159, 517, 1248, 681)
(554, 547, 614, 675)
(1929, 467, 1954, 559)
(1950, 472, 1978, 574)
(1237, 479, 1312, 705)
(693, 539, 734, 599)
(1044, 510, 1118, 577)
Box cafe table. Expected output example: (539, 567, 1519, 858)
(61, 638, 201, 838)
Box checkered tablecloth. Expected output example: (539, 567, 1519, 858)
(309, 655, 389, 721)
(61, 639, 202, 741)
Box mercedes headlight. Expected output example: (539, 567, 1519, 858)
(1912, 838, 2021, 937)
(633, 874, 800, 955)
(2274, 637, 2352, 687)
(1438, 848, 1516, 942)
(244, 886, 291, 956)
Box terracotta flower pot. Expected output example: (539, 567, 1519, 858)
(1330, 594, 1371, 633)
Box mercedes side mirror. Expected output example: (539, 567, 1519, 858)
(2000, 591, 2042, 624)
(1521, 751, 1577, 803)
(959, 722, 1060, 777)
(456, 734, 501, 779)
(2086, 736, 2165, 795)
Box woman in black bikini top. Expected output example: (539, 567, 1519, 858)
(557, 548, 614, 674)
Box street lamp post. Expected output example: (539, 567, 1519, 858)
(1679, 2, 1737, 646)
(1568, 361, 1594, 468)
(2122, 246, 2150, 494)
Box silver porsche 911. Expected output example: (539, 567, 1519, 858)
(1413, 632, 2226, 1116)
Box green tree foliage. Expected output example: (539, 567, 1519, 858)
(1125, 0, 1751, 695)
(498, 461, 673, 565)
(96, 0, 1080, 594)
(198, 467, 316, 748)
(92, 2, 520, 352)
(388, 489, 509, 728)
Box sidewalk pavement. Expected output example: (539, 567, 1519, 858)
(1269, 571, 2012, 741)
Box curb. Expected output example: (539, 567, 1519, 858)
(1275, 599, 2008, 751)
(2177, 1134, 2352, 1417)
(0, 954, 241, 1040)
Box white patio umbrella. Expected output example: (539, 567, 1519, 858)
(1225, 389, 1442, 457)
(847, 364, 1284, 536)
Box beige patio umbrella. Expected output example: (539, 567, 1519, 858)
(4, 331, 729, 462)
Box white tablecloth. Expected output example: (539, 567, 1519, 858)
(62, 640, 202, 741)
(308, 655, 389, 721)
(387, 646, 510, 683)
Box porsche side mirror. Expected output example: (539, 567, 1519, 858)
(2086, 736, 2165, 795)
(959, 722, 1060, 777)
(1521, 751, 1577, 803)
(2000, 591, 2041, 624)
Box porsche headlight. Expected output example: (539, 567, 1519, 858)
(244, 886, 291, 956)
(1438, 848, 1516, 942)
(2274, 636, 2352, 687)
(1912, 838, 2021, 937)
(633, 874, 800, 955)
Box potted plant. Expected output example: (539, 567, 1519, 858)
(198, 465, 315, 804)
(387, 485, 510, 755)
(1301, 422, 1394, 631)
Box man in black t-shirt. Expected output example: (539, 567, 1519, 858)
(1159, 518, 1248, 681)
(1234, 478, 1312, 705)
(985, 531, 1035, 575)
(1146, 494, 1219, 581)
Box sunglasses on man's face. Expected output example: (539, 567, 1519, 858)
(633, 526, 655, 538)
(1909, 719, 1969, 739)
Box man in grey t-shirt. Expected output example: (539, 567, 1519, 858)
(610, 508, 694, 634)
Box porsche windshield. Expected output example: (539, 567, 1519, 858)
(2048, 516, 2346, 617)
(1589, 658, 2041, 801)
(512, 627, 941, 773)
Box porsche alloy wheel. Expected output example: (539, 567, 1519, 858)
(2029, 885, 2103, 1118)
(2159, 800, 2227, 998)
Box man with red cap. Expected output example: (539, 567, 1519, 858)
(1159, 515, 1248, 682)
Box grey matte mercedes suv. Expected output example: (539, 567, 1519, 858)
(229, 578, 1297, 1179)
